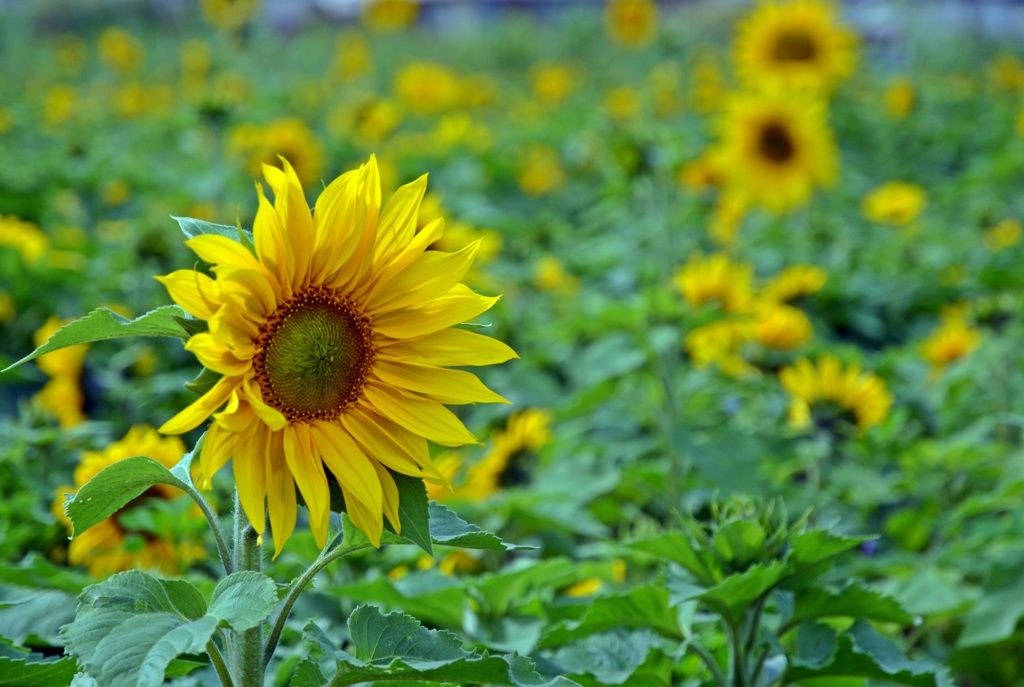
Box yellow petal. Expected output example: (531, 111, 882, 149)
(253, 181, 293, 299)
(185, 332, 251, 376)
(208, 304, 258, 354)
(378, 328, 519, 367)
(366, 241, 480, 315)
(372, 285, 499, 340)
(315, 157, 381, 289)
(341, 407, 431, 479)
(214, 397, 258, 433)
(282, 424, 330, 548)
(371, 461, 401, 533)
(155, 270, 221, 320)
(215, 264, 280, 318)
(186, 235, 265, 274)
(372, 172, 427, 267)
(311, 421, 384, 544)
(199, 422, 238, 486)
(372, 360, 509, 405)
(267, 159, 315, 290)
(265, 430, 296, 559)
(241, 378, 288, 431)
(363, 383, 479, 447)
(160, 375, 238, 435)
(233, 428, 267, 534)
(378, 217, 445, 278)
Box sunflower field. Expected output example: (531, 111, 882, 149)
(2, 0, 1024, 685)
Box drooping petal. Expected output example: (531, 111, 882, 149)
(241, 378, 288, 431)
(233, 427, 267, 535)
(282, 424, 329, 548)
(341, 407, 432, 479)
(363, 383, 479, 447)
(377, 328, 519, 367)
(371, 461, 401, 533)
(372, 285, 499, 340)
(160, 375, 239, 435)
(311, 421, 384, 545)
(155, 270, 221, 320)
(265, 431, 296, 559)
(366, 242, 480, 315)
(372, 173, 427, 267)
(199, 422, 238, 487)
(371, 360, 509, 405)
(185, 332, 252, 376)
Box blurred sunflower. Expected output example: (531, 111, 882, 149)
(733, 0, 857, 93)
(98, 27, 144, 75)
(0, 215, 49, 264)
(604, 0, 658, 48)
(779, 355, 892, 432)
(393, 62, 460, 115)
(674, 253, 754, 313)
(227, 118, 325, 187)
(534, 255, 579, 293)
(460, 409, 553, 500)
(984, 218, 1022, 251)
(761, 264, 827, 303)
(685, 319, 757, 378)
(717, 89, 837, 214)
(921, 308, 980, 376)
(52, 427, 204, 577)
(753, 302, 813, 350)
(157, 156, 515, 555)
(517, 144, 567, 197)
(363, 0, 418, 32)
(884, 77, 916, 119)
(861, 181, 926, 226)
(33, 316, 88, 428)
(200, 0, 262, 32)
(532, 62, 575, 107)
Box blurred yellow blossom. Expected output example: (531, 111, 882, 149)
(685, 319, 758, 378)
(0, 215, 49, 264)
(0, 107, 12, 135)
(679, 151, 726, 193)
(101, 180, 131, 206)
(518, 145, 566, 197)
(200, 0, 262, 32)
(604, 0, 658, 48)
(921, 310, 980, 376)
(988, 54, 1024, 92)
(761, 265, 827, 303)
(363, 0, 418, 31)
(884, 77, 915, 118)
(565, 578, 603, 597)
(649, 61, 683, 117)
(394, 61, 460, 114)
(779, 355, 892, 432)
(708, 190, 748, 246)
(227, 118, 325, 186)
(44, 85, 78, 127)
(862, 181, 927, 226)
(0, 290, 15, 323)
(33, 316, 89, 427)
(534, 255, 578, 293)
(332, 32, 372, 82)
(674, 253, 754, 313)
(98, 27, 143, 74)
(690, 52, 726, 114)
(754, 302, 813, 350)
(605, 85, 641, 122)
(532, 62, 575, 107)
(56, 35, 88, 75)
(984, 218, 1022, 251)
(461, 410, 554, 501)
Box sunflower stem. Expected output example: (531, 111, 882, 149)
(232, 491, 266, 687)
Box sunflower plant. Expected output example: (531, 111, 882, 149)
(3, 157, 575, 687)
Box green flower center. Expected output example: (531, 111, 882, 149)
(759, 121, 795, 163)
(253, 287, 375, 423)
(772, 31, 818, 62)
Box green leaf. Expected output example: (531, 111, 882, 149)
(539, 585, 682, 648)
(781, 582, 914, 633)
(957, 575, 1024, 648)
(65, 456, 189, 536)
(184, 367, 221, 395)
(289, 659, 328, 687)
(0, 655, 78, 687)
(699, 561, 787, 628)
(172, 215, 254, 245)
(427, 503, 535, 551)
(546, 629, 661, 685)
(393, 472, 432, 555)
(627, 532, 720, 586)
(2, 306, 193, 372)
(331, 572, 466, 630)
(783, 621, 953, 687)
(0, 588, 77, 645)
(63, 570, 278, 687)
(305, 607, 577, 687)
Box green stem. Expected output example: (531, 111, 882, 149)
(262, 540, 372, 668)
(690, 642, 728, 687)
(207, 639, 235, 687)
(183, 480, 232, 576)
(233, 494, 265, 687)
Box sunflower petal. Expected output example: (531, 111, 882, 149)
(187, 234, 264, 273)
(186, 332, 252, 376)
(159, 375, 238, 435)
(363, 383, 479, 447)
(155, 270, 221, 320)
(311, 421, 384, 545)
(199, 422, 237, 488)
(242, 378, 288, 431)
(233, 428, 267, 535)
(366, 241, 480, 315)
(267, 159, 315, 291)
(372, 173, 427, 267)
(373, 285, 500, 340)
(282, 424, 330, 548)
(341, 407, 431, 479)
(265, 431, 296, 559)
(371, 461, 401, 533)
(372, 360, 509, 405)
(253, 181, 293, 298)
(378, 328, 519, 367)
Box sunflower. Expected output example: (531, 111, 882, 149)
(33, 316, 88, 428)
(984, 218, 1022, 251)
(460, 409, 553, 501)
(761, 264, 827, 303)
(779, 355, 892, 432)
(53, 427, 205, 577)
(604, 0, 658, 48)
(884, 77, 916, 119)
(157, 156, 515, 555)
(733, 0, 857, 93)
(861, 181, 926, 226)
(363, 0, 418, 31)
(674, 253, 754, 313)
(717, 89, 837, 214)
(200, 0, 262, 32)
(227, 119, 325, 188)
(921, 310, 980, 375)
(0, 215, 49, 265)
(753, 302, 813, 350)
(684, 319, 758, 379)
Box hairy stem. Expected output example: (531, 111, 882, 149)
(207, 639, 235, 687)
(233, 493, 265, 687)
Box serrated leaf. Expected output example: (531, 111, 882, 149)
(63, 570, 277, 687)
(781, 581, 913, 634)
(2, 306, 192, 372)
(427, 503, 534, 551)
(539, 585, 682, 649)
(783, 621, 953, 687)
(331, 572, 466, 630)
(290, 659, 328, 687)
(208, 571, 278, 633)
(546, 629, 661, 685)
(172, 215, 254, 245)
(0, 655, 78, 687)
(305, 608, 577, 687)
(392, 472, 432, 555)
(65, 456, 189, 536)
(699, 561, 787, 628)
(957, 575, 1024, 648)
(627, 532, 720, 586)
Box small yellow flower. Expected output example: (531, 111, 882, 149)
(0, 215, 49, 265)
(532, 62, 575, 107)
(363, 0, 419, 31)
(605, 86, 641, 122)
(517, 145, 566, 197)
(461, 410, 553, 501)
(565, 578, 603, 597)
(921, 310, 980, 375)
(200, 0, 262, 32)
(984, 218, 1022, 251)
(98, 27, 144, 74)
(884, 77, 915, 118)
(779, 355, 892, 432)
(862, 181, 927, 226)
(0, 107, 13, 135)
(394, 62, 460, 115)
(684, 319, 758, 378)
(649, 61, 683, 117)
(605, 0, 658, 48)
(0, 290, 15, 323)
(761, 264, 827, 303)
(988, 54, 1024, 92)
(689, 52, 726, 114)
(754, 302, 813, 350)
(52, 427, 205, 577)
(101, 180, 131, 207)
(331, 32, 373, 82)
(227, 118, 325, 187)
(533, 255, 578, 293)
(44, 85, 77, 127)
(674, 253, 754, 313)
(708, 190, 748, 246)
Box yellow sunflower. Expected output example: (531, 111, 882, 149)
(460, 409, 552, 501)
(684, 319, 758, 379)
(227, 118, 325, 188)
(861, 181, 926, 226)
(920, 309, 980, 375)
(717, 89, 837, 214)
(779, 355, 892, 432)
(157, 156, 515, 556)
(604, 0, 658, 48)
(761, 264, 827, 303)
(33, 316, 88, 428)
(984, 218, 1022, 251)
(674, 253, 754, 313)
(53, 426, 205, 577)
(733, 0, 858, 93)
(753, 302, 813, 350)
(200, 0, 262, 32)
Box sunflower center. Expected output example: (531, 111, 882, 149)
(758, 122, 795, 163)
(253, 286, 375, 423)
(772, 31, 818, 62)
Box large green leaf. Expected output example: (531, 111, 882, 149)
(64, 456, 189, 536)
(957, 576, 1024, 648)
(392, 472, 432, 555)
(545, 629, 662, 685)
(699, 561, 787, 628)
(627, 532, 719, 586)
(172, 215, 254, 246)
(539, 585, 683, 648)
(426, 503, 535, 551)
(2, 306, 193, 372)
(0, 654, 78, 687)
(781, 581, 914, 634)
(331, 572, 466, 630)
(783, 621, 953, 687)
(304, 606, 578, 686)
(63, 570, 277, 687)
